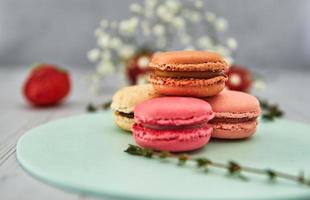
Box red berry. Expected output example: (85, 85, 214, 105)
(126, 53, 153, 85)
(23, 64, 71, 106)
(226, 65, 252, 92)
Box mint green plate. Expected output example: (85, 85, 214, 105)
(16, 112, 310, 200)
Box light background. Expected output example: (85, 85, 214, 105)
(0, 0, 309, 71)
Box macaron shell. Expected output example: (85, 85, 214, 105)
(205, 90, 261, 117)
(151, 79, 226, 97)
(114, 114, 134, 132)
(211, 120, 258, 139)
(149, 51, 228, 72)
(111, 84, 160, 113)
(132, 123, 212, 152)
(134, 97, 214, 126)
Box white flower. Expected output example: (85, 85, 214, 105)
(223, 56, 234, 66)
(98, 34, 110, 48)
(215, 45, 231, 56)
(196, 36, 213, 49)
(226, 37, 238, 50)
(190, 12, 201, 22)
(119, 17, 139, 36)
(90, 84, 101, 95)
(101, 50, 111, 60)
(173, 17, 185, 29)
(100, 20, 109, 28)
(87, 49, 100, 62)
(215, 17, 228, 32)
(253, 80, 266, 91)
(94, 28, 104, 37)
(137, 56, 150, 69)
(119, 45, 135, 59)
(180, 33, 191, 45)
(97, 59, 114, 75)
(145, 0, 157, 10)
(110, 37, 122, 49)
(165, 0, 180, 14)
(156, 5, 174, 22)
(205, 12, 216, 22)
(130, 3, 142, 14)
(194, 0, 203, 8)
(141, 20, 151, 36)
(153, 24, 165, 36)
(110, 21, 118, 29)
(184, 46, 195, 50)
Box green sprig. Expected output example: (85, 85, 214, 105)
(258, 99, 284, 121)
(125, 144, 310, 187)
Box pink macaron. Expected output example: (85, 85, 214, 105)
(205, 90, 261, 139)
(132, 97, 214, 152)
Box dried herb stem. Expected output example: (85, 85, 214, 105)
(125, 144, 310, 187)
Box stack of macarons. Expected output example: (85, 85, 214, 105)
(111, 50, 261, 152)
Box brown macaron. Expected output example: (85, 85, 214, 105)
(149, 51, 228, 97)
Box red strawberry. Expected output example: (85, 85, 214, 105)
(226, 65, 252, 92)
(23, 64, 71, 106)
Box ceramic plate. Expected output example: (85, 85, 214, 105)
(16, 112, 310, 200)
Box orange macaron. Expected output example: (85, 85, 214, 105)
(149, 51, 228, 97)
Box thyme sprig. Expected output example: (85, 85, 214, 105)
(125, 144, 310, 187)
(259, 99, 284, 121)
(86, 101, 111, 112)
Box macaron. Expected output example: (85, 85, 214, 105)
(111, 84, 160, 132)
(149, 51, 228, 97)
(132, 97, 214, 152)
(205, 90, 261, 139)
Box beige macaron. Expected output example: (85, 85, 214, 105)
(111, 84, 161, 132)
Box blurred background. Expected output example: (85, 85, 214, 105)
(0, 0, 309, 70)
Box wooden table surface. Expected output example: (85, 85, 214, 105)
(0, 67, 309, 200)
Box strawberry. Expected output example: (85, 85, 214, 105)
(23, 64, 71, 106)
(225, 65, 252, 92)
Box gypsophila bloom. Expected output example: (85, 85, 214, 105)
(253, 80, 266, 91)
(205, 12, 216, 23)
(197, 36, 213, 49)
(153, 24, 165, 36)
(110, 21, 118, 29)
(119, 45, 135, 59)
(110, 37, 122, 49)
(190, 12, 201, 22)
(98, 34, 110, 48)
(215, 45, 231, 57)
(180, 33, 191, 45)
(88, 0, 237, 93)
(141, 20, 151, 36)
(165, 0, 181, 14)
(226, 37, 238, 50)
(224, 56, 234, 66)
(173, 17, 185, 29)
(119, 18, 139, 36)
(130, 3, 142, 14)
(87, 49, 100, 62)
(215, 17, 228, 32)
(100, 20, 109, 28)
(194, 0, 203, 8)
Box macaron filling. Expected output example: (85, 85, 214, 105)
(115, 111, 134, 119)
(154, 70, 226, 79)
(210, 117, 257, 124)
(133, 123, 212, 142)
(141, 120, 210, 130)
